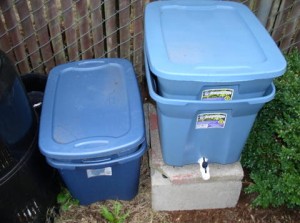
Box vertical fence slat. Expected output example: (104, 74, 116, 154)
(0, 18, 14, 61)
(61, 0, 78, 61)
(280, 1, 300, 51)
(0, 0, 30, 73)
(266, 0, 281, 32)
(47, 0, 66, 65)
(30, 0, 55, 73)
(132, 0, 144, 80)
(76, 0, 93, 59)
(296, 29, 300, 50)
(270, 0, 294, 47)
(104, 0, 118, 57)
(15, 0, 42, 73)
(90, 0, 104, 58)
(119, 0, 131, 59)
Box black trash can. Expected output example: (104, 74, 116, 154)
(0, 51, 59, 223)
(0, 51, 36, 176)
(21, 73, 47, 116)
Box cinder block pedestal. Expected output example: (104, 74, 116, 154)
(145, 103, 244, 211)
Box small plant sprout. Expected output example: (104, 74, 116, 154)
(57, 188, 79, 211)
(100, 201, 130, 223)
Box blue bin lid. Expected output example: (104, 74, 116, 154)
(39, 59, 145, 160)
(145, 0, 287, 82)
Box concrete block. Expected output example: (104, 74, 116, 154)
(146, 103, 244, 211)
(151, 168, 242, 211)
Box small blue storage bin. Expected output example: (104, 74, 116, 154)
(47, 142, 147, 205)
(145, 58, 275, 166)
(39, 59, 146, 204)
(145, 0, 286, 100)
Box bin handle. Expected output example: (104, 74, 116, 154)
(47, 142, 147, 170)
(145, 53, 276, 106)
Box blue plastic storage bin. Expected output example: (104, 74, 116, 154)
(145, 58, 275, 166)
(145, 0, 286, 100)
(39, 59, 146, 204)
(47, 142, 147, 205)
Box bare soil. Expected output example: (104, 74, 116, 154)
(51, 153, 299, 223)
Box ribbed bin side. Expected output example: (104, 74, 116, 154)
(0, 133, 59, 223)
(0, 51, 37, 175)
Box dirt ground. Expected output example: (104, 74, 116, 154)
(51, 153, 299, 223)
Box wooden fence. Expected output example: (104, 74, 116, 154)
(0, 0, 299, 79)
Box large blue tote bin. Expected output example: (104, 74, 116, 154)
(39, 59, 146, 204)
(145, 1, 286, 100)
(145, 57, 275, 166)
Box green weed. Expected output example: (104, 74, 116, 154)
(57, 188, 79, 211)
(100, 201, 130, 223)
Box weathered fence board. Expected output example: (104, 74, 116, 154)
(0, 0, 30, 73)
(280, 1, 300, 51)
(271, 0, 294, 48)
(47, 0, 66, 65)
(61, 0, 78, 61)
(104, 0, 118, 57)
(30, 0, 55, 72)
(132, 0, 144, 79)
(90, 0, 105, 58)
(119, 0, 131, 59)
(15, 0, 42, 73)
(0, 15, 14, 62)
(76, 0, 93, 59)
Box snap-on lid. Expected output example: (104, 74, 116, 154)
(145, 0, 286, 82)
(39, 59, 145, 160)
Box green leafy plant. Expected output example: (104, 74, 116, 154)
(241, 49, 300, 208)
(57, 188, 79, 211)
(100, 201, 130, 223)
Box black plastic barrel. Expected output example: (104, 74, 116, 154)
(21, 73, 47, 116)
(0, 51, 36, 176)
(0, 51, 59, 223)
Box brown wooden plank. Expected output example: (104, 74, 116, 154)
(46, 0, 66, 65)
(90, 0, 105, 58)
(15, 0, 43, 73)
(119, 0, 131, 59)
(271, 0, 294, 46)
(104, 0, 118, 58)
(30, 0, 55, 73)
(266, 0, 281, 32)
(280, 1, 300, 52)
(296, 29, 300, 51)
(61, 0, 78, 61)
(0, 0, 30, 73)
(132, 0, 144, 80)
(0, 17, 15, 61)
(76, 0, 93, 59)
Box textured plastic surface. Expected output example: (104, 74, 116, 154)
(0, 131, 59, 223)
(39, 59, 145, 160)
(47, 142, 147, 205)
(0, 50, 37, 177)
(146, 59, 275, 166)
(145, 0, 286, 82)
